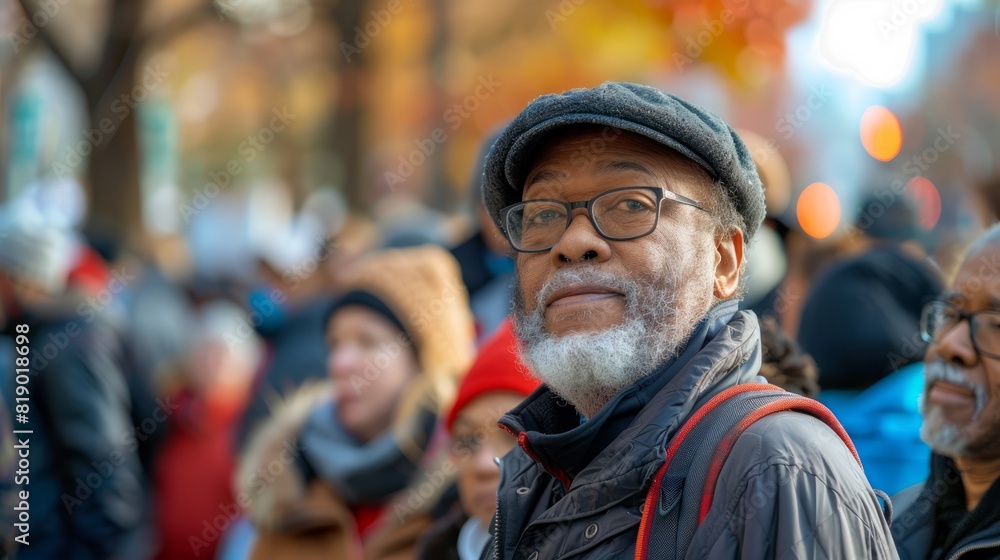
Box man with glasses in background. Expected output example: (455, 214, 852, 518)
(893, 224, 1000, 560)
(481, 82, 895, 559)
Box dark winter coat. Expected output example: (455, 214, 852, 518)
(236, 295, 333, 450)
(14, 311, 150, 560)
(892, 454, 1000, 560)
(488, 302, 897, 559)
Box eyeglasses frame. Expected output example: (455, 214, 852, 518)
(920, 300, 1000, 360)
(499, 186, 710, 253)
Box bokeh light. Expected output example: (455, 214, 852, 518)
(860, 106, 903, 162)
(796, 182, 841, 239)
(906, 176, 942, 230)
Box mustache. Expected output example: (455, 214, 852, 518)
(924, 360, 989, 420)
(534, 268, 639, 309)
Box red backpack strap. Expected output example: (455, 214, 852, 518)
(696, 395, 861, 525)
(635, 383, 778, 560)
(634, 383, 861, 560)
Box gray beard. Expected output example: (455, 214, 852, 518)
(512, 262, 714, 418)
(920, 360, 998, 458)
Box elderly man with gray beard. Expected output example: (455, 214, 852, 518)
(480, 82, 896, 560)
(892, 224, 1000, 560)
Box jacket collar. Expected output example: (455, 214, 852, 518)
(499, 300, 759, 489)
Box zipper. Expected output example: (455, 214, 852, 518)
(493, 456, 506, 560)
(946, 538, 1000, 560)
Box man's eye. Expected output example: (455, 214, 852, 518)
(529, 209, 561, 224)
(621, 199, 648, 211)
(985, 314, 1000, 330)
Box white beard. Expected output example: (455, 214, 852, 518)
(512, 261, 714, 418)
(920, 405, 974, 459)
(920, 360, 990, 458)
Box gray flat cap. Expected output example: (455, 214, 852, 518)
(482, 81, 766, 242)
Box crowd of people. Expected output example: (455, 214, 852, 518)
(1, 81, 999, 559)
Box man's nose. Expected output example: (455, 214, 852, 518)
(550, 211, 612, 265)
(931, 319, 979, 368)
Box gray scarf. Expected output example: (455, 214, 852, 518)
(299, 399, 437, 505)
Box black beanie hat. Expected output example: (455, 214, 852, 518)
(325, 289, 408, 338)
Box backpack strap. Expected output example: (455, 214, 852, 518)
(634, 383, 861, 560)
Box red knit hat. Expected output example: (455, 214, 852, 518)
(445, 319, 540, 432)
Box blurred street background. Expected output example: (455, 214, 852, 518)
(1, 0, 1000, 558)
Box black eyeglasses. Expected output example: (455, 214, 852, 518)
(499, 186, 710, 253)
(920, 300, 1000, 359)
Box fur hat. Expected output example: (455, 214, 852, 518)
(335, 244, 476, 426)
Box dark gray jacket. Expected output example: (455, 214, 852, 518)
(489, 304, 896, 559)
(892, 457, 1000, 560)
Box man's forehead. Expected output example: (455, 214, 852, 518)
(522, 129, 710, 195)
(525, 161, 659, 190)
(954, 242, 1000, 298)
(530, 127, 694, 165)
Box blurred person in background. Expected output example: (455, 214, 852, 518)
(236, 191, 345, 451)
(84, 227, 196, 482)
(735, 130, 848, 339)
(0, 352, 16, 557)
(152, 300, 261, 560)
(797, 188, 943, 494)
(233, 252, 335, 451)
(416, 319, 539, 560)
(736, 130, 793, 323)
(973, 174, 1000, 230)
(450, 131, 515, 341)
(892, 223, 1000, 560)
(0, 200, 151, 559)
(798, 189, 944, 391)
(757, 316, 820, 398)
(239, 245, 475, 560)
(376, 196, 456, 250)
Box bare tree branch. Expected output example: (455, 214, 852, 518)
(16, 0, 82, 82)
(83, 0, 144, 100)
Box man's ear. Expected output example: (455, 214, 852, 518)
(714, 228, 744, 299)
